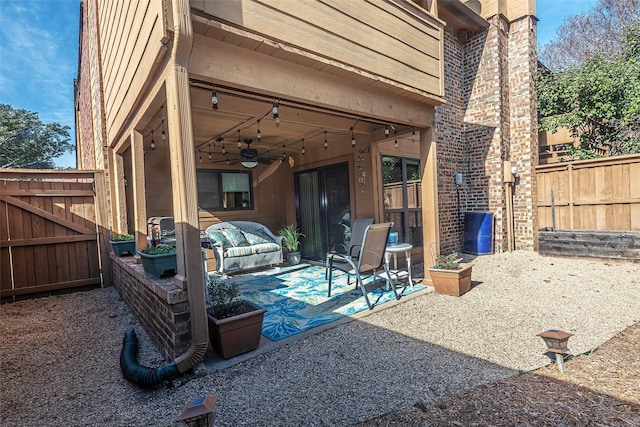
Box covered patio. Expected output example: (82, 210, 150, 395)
(76, 0, 539, 374)
(91, 0, 444, 362)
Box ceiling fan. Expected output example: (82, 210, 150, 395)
(238, 139, 285, 167)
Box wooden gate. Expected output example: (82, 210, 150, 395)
(1, 170, 108, 301)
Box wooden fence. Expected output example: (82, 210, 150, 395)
(0, 170, 110, 301)
(536, 154, 640, 231)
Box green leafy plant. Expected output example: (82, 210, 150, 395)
(139, 244, 176, 255)
(206, 278, 256, 319)
(110, 234, 134, 242)
(432, 252, 462, 270)
(279, 223, 305, 252)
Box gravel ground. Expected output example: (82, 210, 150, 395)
(1, 250, 639, 426)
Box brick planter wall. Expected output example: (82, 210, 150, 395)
(110, 254, 191, 360)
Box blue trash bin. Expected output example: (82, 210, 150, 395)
(463, 211, 494, 255)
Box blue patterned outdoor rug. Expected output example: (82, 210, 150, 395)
(224, 264, 425, 341)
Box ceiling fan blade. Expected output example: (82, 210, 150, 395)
(257, 157, 273, 164)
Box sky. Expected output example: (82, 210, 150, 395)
(0, 0, 598, 169)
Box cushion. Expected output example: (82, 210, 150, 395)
(224, 246, 256, 257)
(242, 231, 270, 245)
(221, 228, 249, 247)
(208, 230, 231, 248)
(251, 242, 281, 254)
(224, 243, 281, 258)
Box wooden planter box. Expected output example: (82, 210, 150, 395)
(137, 251, 177, 280)
(207, 301, 267, 360)
(110, 240, 136, 257)
(428, 264, 473, 297)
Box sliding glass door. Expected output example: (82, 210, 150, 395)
(295, 163, 350, 261)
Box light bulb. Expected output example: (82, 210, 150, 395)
(394, 139, 398, 149)
(150, 130, 155, 149)
(272, 101, 278, 115)
(274, 113, 280, 125)
(385, 125, 390, 136)
(324, 131, 328, 149)
(199, 153, 203, 162)
(412, 128, 416, 141)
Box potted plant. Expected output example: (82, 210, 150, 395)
(206, 277, 267, 359)
(110, 234, 135, 257)
(137, 244, 177, 279)
(279, 223, 305, 265)
(427, 251, 473, 296)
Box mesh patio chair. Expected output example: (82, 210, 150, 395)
(326, 222, 399, 310)
(325, 217, 374, 279)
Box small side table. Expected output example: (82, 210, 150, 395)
(384, 243, 413, 288)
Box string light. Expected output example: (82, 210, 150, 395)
(150, 130, 156, 150)
(199, 151, 203, 162)
(324, 130, 328, 149)
(237, 129, 242, 148)
(161, 119, 166, 140)
(394, 129, 398, 149)
(208, 143, 212, 161)
(222, 141, 226, 155)
(301, 138, 305, 155)
(351, 129, 356, 147)
(412, 128, 416, 141)
(211, 87, 218, 108)
(385, 125, 390, 136)
(282, 144, 286, 162)
(257, 119, 261, 140)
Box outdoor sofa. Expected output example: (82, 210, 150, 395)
(205, 221, 283, 274)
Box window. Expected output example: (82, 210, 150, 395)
(381, 156, 422, 247)
(197, 169, 253, 211)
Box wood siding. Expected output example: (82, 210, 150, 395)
(536, 154, 640, 231)
(97, 0, 168, 145)
(191, 0, 443, 98)
(1, 171, 105, 300)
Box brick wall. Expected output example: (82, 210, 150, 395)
(76, 2, 95, 170)
(507, 16, 538, 250)
(110, 255, 192, 360)
(436, 13, 537, 254)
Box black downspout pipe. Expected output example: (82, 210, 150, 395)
(120, 328, 180, 387)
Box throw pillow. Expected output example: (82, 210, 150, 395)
(207, 230, 231, 248)
(221, 228, 250, 247)
(255, 228, 275, 243)
(243, 231, 269, 245)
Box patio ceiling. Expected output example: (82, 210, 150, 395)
(143, 83, 400, 162)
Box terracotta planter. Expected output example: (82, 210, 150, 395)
(110, 240, 135, 257)
(427, 264, 473, 296)
(137, 251, 177, 280)
(207, 301, 267, 359)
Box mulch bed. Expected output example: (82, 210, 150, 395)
(359, 322, 640, 426)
